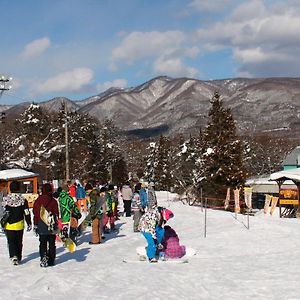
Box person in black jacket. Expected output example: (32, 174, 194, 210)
(33, 183, 59, 267)
(3, 181, 32, 265)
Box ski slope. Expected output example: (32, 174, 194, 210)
(1, 191, 300, 300)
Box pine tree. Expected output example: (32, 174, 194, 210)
(144, 141, 158, 183)
(201, 92, 247, 196)
(154, 135, 173, 190)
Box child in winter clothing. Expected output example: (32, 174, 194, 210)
(3, 181, 32, 265)
(161, 225, 186, 259)
(139, 206, 174, 262)
(33, 183, 59, 267)
(139, 183, 148, 210)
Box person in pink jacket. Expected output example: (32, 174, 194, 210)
(161, 225, 186, 259)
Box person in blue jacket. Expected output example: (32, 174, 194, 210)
(139, 183, 148, 210)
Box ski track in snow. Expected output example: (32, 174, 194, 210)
(1, 191, 300, 299)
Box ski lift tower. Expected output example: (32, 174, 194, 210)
(0, 75, 12, 92)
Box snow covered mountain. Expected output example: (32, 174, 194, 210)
(4, 76, 300, 137)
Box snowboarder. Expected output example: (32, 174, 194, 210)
(2, 180, 32, 265)
(33, 183, 59, 267)
(138, 206, 174, 262)
(104, 185, 115, 232)
(89, 184, 104, 244)
(58, 182, 81, 243)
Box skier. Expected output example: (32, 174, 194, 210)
(33, 183, 59, 267)
(139, 206, 173, 262)
(2, 181, 32, 265)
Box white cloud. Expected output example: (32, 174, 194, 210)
(154, 56, 198, 78)
(111, 30, 199, 78)
(96, 79, 128, 92)
(112, 31, 185, 63)
(188, 0, 232, 12)
(195, 0, 300, 77)
(32, 68, 94, 95)
(22, 37, 51, 59)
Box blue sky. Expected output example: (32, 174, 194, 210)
(1, 0, 300, 104)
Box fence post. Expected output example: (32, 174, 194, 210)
(204, 197, 207, 238)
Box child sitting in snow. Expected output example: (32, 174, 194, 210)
(161, 225, 186, 259)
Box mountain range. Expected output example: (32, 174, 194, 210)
(2, 76, 300, 138)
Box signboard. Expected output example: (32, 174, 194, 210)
(279, 189, 298, 205)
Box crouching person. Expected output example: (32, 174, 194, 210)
(161, 225, 186, 259)
(33, 183, 59, 267)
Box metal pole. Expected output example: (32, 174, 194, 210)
(204, 197, 207, 238)
(200, 187, 203, 212)
(64, 102, 70, 181)
(247, 209, 250, 230)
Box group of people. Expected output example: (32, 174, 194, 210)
(0, 179, 186, 266)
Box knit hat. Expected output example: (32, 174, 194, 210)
(162, 208, 174, 221)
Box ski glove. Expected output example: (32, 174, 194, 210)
(27, 225, 32, 232)
(157, 243, 164, 250)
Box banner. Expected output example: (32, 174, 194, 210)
(244, 187, 252, 209)
(225, 188, 230, 210)
(264, 194, 272, 214)
(234, 188, 240, 213)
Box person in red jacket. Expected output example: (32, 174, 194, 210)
(33, 183, 59, 267)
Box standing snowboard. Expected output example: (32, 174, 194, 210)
(40, 206, 76, 253)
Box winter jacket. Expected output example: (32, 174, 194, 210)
(138, 207, 161, 239)
(3, 194, 32, 231)
(33, 191, 59, 235)
(121, 185, 133, 201)
(105, 191, 113, 215)
(58, 190, 81, 224)
(69, 184, 76, 198)
(162, 226, 186, 258)
(147, 187, 157, 208)
(76, 185, 86, 199)
(89, 188, 103, 220)
(131, 192, 142, 212)
(139, 188, 148, 209)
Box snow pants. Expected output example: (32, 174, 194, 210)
(5, 229, 24, 261)
(133, 210, 143, 232)
(91, 218, 102, 244)
(39, 234, 56, 264)
(123, 200, 132, 217)
(142, 225, 165, 260)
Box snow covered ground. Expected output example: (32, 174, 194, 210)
(1, 191, 300, 300)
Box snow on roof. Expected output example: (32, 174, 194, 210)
(270, 168, 300, 182)
(246, 176, 295, 185)
(0, 169, 38, 181)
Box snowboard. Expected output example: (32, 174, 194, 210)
(56, 219, 76, 253)
(57, 226, 76, 253)
(77, 211, 88, 227)
(40, 205, 58, 234)
(128, 246, 196, 263)
(122, 258, 189, 264)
